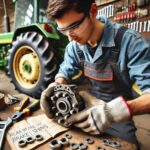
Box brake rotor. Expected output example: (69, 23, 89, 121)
(50, 84, 84, 127)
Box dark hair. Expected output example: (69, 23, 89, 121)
(46, 0, 95, 20)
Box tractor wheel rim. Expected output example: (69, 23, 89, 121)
(13, 45, 40, 89)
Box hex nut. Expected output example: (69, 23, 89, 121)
(70, 143, 79, 150)
(79, 142, 87, 150)
(65, 133, 72, 139)
(35, 134, 44, 141)
(49, 139, 61, 150)
(18, 140, 27, 148)
(86, 137, 94, 144)
(96, 146, 106, 150)
(26, 136, 35, 144)
(60, 137, 69, 147)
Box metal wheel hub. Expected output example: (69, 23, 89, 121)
(49, 84, 85, 127)
(19, 53, 39, 81)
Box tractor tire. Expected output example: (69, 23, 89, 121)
(8, 32, 59, 98)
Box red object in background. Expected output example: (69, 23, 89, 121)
(42, 24, 53, 33)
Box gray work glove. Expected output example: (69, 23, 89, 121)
(40, 82, 58, 119)
(66, 91, 131, 135)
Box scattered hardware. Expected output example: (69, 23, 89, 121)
(96, 146, 106, 150)
(49, 139, 62, 150)
(18, 134, 44, 148)
(35, 134, 44, 141)
(102, 139, 121, 149)
(70, 143, 80, 150)
(59, 137, 69, 147)
(5, 94, 20, 105)
(86, 137, 94, 144)
(65, 133, 72, 139)
(26, 136, 35, 144)
(18, 139, 27, 148)
(0, 97, 39, 149)
(79, 142, 88, 150)
(49, 84, 85, 127)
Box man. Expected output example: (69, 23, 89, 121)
(40, 0, 150, 148)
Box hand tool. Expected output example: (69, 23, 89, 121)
(0, 117, 12, 150)
(11, 97, 40, 121)
(0, 97, 39, 149)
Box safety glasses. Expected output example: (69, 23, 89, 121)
(57, 14, 87, 35)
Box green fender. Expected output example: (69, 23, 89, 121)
(13, 23, 60, 41)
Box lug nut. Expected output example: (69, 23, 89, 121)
(72, 103, 78, 108)
(64, 115, 70, 120)
(63, 92, 68, 97)
(52, 106, 56, 110)
(70, 109, 77, 115)
(55, 92, 62, 98)
(50, 96, 57, 101)
(58, 118, 65, 124)
(55, 112, 61, 116)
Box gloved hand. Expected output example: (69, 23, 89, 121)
(66, 91, 131, 135)
(40, 82, 58, 119)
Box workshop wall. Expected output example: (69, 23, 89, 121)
(96, 0, 150, 39)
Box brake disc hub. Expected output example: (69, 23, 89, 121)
(50, 84, 84, 127)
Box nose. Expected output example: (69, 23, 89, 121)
(67, 31, 78, 41)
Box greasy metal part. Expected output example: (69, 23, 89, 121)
(49, 84, 84, 127)
(49, 139, 61, 150)
(70, 143, 79, 150)
(79, 142, 87, 150)
(35, 134, 43, 141)
(60, 137, 69, 147)
(103, 139, 121, 149)
(18, 139, 27, 148)
(96, 146, 106, 150)
(86, 137, 94, 144)
(26, 136, 35, 144)
(6, 94, 20, 105)
(65, 133, 72, 139)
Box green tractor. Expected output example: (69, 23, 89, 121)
(0, 0, 68, 98)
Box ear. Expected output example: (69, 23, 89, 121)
(89, 3, 98, 18)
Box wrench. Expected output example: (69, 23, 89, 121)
(0, 117, 12, 150)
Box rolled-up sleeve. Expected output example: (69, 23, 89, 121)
(127, 32, 150, 94)
(55, 42, 81, 81)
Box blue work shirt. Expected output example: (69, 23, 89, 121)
(55, 16, 150, 94)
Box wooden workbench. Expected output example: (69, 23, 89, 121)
(0, 101, 137, 150)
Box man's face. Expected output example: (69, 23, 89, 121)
(55, 10, 94, 45)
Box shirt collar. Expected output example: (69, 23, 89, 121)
(97, 16, 115, 47)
